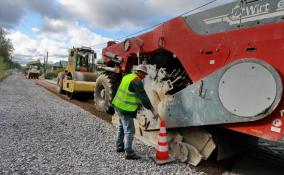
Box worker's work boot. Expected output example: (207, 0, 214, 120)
(116, 148, 125, 153)
(125, 153, 141, 160)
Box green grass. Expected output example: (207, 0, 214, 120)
(0, 69, 11, 80)
(0, 56, 11, 80)
(44, 72, 56, 80)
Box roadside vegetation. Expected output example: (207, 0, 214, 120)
(44, 72, 56, 80)
(0, 57, 11, 80)
(0, 28, 21, 80)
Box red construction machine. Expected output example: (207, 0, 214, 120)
(93, 0, 284, 165)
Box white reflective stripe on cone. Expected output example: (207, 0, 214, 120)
(160, 127, 166, 133)
(158, 136, 167, 143)
(158, 145, 168, 152)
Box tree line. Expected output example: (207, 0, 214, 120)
(0, 28, 21, 70)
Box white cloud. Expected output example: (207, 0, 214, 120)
(7, 19, 111, 64)
(0, 0, 63, 28)
(4, 0, 238, 65)
(7, 30, 48, 64)
(58, 0, 160, 29)
(1, 0, 237, 30)
(146, 0, 202, 15)
(31, 27, 40, 33)
(39, 18, 111, 48)
(7, 31, 39, 56)
(57, 0, 238, 30)
(146, 0, 237, 16)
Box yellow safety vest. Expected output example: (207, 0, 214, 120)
(112, 73, 141, 111)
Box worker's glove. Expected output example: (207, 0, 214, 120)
(153, 113, 160, 121)
(152, 109, 160, 121)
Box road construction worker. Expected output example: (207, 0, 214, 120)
(112, 64, 160, 160)
(76, 56, 81, 71)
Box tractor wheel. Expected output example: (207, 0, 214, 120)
(57, 72, 64, 94)
(67, 92, 73, 100)
(94, 73, 118, 114)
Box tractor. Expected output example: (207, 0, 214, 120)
(91, 0, 284, 165)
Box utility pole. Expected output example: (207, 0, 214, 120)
(43, 56, 46, 74)
(43, 51, 48, 74)
(46, 51, 48, 73)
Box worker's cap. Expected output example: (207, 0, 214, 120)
(134, 65, 148, 75)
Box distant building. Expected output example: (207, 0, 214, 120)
(52, 60, 68, 75)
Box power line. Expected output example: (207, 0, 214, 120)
(13, 53, 68, 63)
(89, 0, 219, 48)
(14, 54, 44, 58)
(180, 0, 218, 16)
(12, 0, 219, 57)
(42, 53, 67, 57)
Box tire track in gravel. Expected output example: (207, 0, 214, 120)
(0, 74, 207, 175)
(35, 79, 112, 123)
(33, 76, 284, 175)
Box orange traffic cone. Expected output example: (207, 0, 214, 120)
(156, 119, 169, 160)
(152, 119, 174, 165)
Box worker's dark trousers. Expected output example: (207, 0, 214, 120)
(116, 112, 135, 156)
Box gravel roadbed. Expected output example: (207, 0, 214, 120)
(0, 75, 205, 175)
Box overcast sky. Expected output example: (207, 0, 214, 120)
(0, 0, 235, 64)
